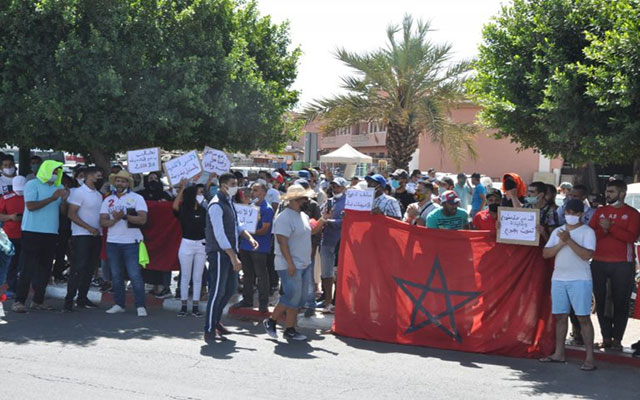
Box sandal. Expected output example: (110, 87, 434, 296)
(580, 364, 597, 371)
(595, 341, 612, 349)
(539, 357, 566, 363)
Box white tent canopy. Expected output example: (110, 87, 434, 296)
(319, 143, 373, 164)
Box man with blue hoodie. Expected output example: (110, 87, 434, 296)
(12, 160, 68, 313)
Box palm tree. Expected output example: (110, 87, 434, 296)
(304, 15, 477, 171)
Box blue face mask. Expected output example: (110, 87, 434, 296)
(525, 195, 540, 205)
(391, 180, 400, 190)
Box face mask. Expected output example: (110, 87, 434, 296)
(3, 167, 15, 176)
(95, 178, 105, 190)
(525, 196, 540, 205)
(48, 174, 58, 184)
(14, 190, 23, 196)
(333, 192, 343, 199)
(565, 215, 580, 225)
(77, 178, 85, 186)
(416, 193, 427, 202)
(31, 164, 40, 174)
(196, 195, 205, 204)
(148, 181, 162, 192)
(390, 180, 400, 190)
(488, 204, 499, 213)
(227, 186, 238, 197)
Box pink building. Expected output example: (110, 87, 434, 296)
(315, 103, 563, 182)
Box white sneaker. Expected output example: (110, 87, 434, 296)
(106, 305, 126, 314)
(137, 307, 148, 317)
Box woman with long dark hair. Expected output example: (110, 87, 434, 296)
(173, 180, 207, 317)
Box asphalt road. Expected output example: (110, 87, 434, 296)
(1, 302, 639, 400)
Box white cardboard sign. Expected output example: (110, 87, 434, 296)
(163, 151, 202, 186)
(202, 147, 231, 175)
(344, 188, 376, 211)
(234, 203, 259, 234)
(127, 148, 161, 174)
(496, 207, 540, 246)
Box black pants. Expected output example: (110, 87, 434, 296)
(15, 231, 58, 304)
(53, 229, 71, 279)
(65, 235, 102, 303)
(267, 250, 278, 290)
(591, 260, 635, 341)
(6, 238, 22, 293)
(239, 250, 269, 309)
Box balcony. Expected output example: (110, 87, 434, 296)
(319, 131, 387, 150)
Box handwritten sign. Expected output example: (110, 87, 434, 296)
(163, 151, 202, 186)
(234, 203, 259, 234)
(497, 207, 540, 246)
(127, 148, 160, 174)
(202, 147, 231, 175)
(345, 188, 376, 211)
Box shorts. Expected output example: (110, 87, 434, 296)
(277, 265, 311, 309)
(320, 245, 337, 279)
(551, 280, 593, 316)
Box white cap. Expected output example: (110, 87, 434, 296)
(12, 176, 26, 192)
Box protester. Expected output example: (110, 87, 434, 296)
(0, 154, 17, 195)
(454, 173, 473, 211)
(559, 182, 573, 197)
(100, 170, 149, 317)
(391, 169, 415, 213)
(470, 173, 487, 217)
(350, 176, 360, 188)
(472, 189, 501, 231)
(52, 174, 77, 283)
(318, 177, 347, 314)
(234, 181, 274, 313)
(406, 169, 422, 194)
(523, 181, 559, 243)
(540, 199, 597, 370)
(427, 168, 437, 184)
(138, 172, 173, 202)
(0, 176, 25, 298)
(204, 173, 258, 342)
(266, 172, 283, 211)
(173, 180, 207, 317)
(558, 184, 595, 226)
(440, 176, 455, 191)
(501, 173, 527, 207)
(25, 155, 43, 182)
(403, 181, 437, 226)
(366, 174, 402, 219)
(12, 161, 68, 313)
(63, 167, 104, 312)
(588, 180, 640, 351)
(426, 190, 470, 230)
(263, 184, 325, 341)
(546, 184, 559, 210)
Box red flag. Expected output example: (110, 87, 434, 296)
(334, 211, 554, 358)
(142, 201, 182, 271)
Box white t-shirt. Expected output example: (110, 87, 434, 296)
(266, 188, 281, 207)
(545, 224, 596, 281)
(68, 184, 104, 236)
(0, 175, 14, 195)
(100, 192, 148, 244)
(273, 208, 312, 270)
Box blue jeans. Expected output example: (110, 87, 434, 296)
(204, 251, 238, 333)
(278, 265, 311, 309)
(107, 243, 145, 308)
(0, 251, 12, 286)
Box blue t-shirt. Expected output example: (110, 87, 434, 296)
(321, 195, 346, 248)
(21, 179, 62, 234)
(426, 207, 469, 230)
(471, 184, 486, 211)
(240, 200, 274, 253)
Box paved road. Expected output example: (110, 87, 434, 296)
(1, 302, 639, 399)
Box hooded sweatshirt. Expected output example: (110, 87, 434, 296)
(21, 160, 64, 234)
(501, 173, 527, 207)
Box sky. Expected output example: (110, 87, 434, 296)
(256, 0, 508, 109)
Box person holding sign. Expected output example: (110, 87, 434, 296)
(204, 173, 259, 343)
(541, 199, 597, 371)
(365, 174, 402, 219)
(472, 189, 502, 232)
(404, 181, 437, 226)
(524, 181, 559, 244)
(426, 191, 469, 230)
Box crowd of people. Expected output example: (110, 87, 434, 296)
(0, 155, 639, 369)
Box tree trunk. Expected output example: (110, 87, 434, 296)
(18, 147, 31, 176)
(90, 148, 111, 174)
(386, 123, 418, 171)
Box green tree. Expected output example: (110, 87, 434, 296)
(468, 0, 640, 166)
(304, 15, 476, 171)
(0, 0, 300, 170)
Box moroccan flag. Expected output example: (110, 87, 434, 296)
(141, 201, 182, 271)
(334, 211, 555, 358)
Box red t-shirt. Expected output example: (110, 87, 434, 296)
(472, 209, 497, 232)
(589, 204, 640, 263)
(0, 192, 25, 239)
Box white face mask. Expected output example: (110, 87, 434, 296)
(196, 195, 205, 204)
(227, 186, 238, 197)
(48, 174, 57, 183)
(3, 167, 15, 176)
(333, 192, 344, 199)
(77, 178, 85, 186)
(565, 215, 581, 226)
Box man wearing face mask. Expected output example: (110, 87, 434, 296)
(588, 180, 640, 351)
(366, 174, 402, 219)
(390, 169, 415, 214)
(25, 155, 43, 182)
(524, 181, 559, 243)
(558, 184, 596, 226)
(64, 167, 105, 312)
(204, 173, 259, 342)
(12, 161, 68, 313)
(404, 181, 437, 226)
(0, 176, 26, 298)
(138, 172, 173, 202)
(0, 155, 17, 195)
(472, 189, 502, 231)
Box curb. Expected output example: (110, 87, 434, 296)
(565, 345, 640, 367)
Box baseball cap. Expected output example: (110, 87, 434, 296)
(440, 190, 461, 204)
(565, 199, 584, 213)
(294, 178, 310, 189)
(365, 174, 387, 188)
(486, 189, 502, 200)
(330, 177, 348, 187)
(391, 169, 408, 180)
(272, 171, 285, 184)
(560, 182, 573, 190)
(297, 170, 310, 180)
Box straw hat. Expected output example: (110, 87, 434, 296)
(281, 184, 315, 201)
(109, 170, 134, 188)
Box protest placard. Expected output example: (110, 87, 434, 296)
(234, 203, 259, 234)
(344, 188, 376, 211)
(163, 151, 202, 186)
(202, 147, 231, 175)
(496, 207, 540, 246)
(127, 148, 160, 174)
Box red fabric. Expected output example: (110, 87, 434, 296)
(334, 211, 555, 358)
(0, 193, 24, 239)
(142, 201, 182, 271)
(589, 205, 640, 263)
(502, 173, 527, 199)
(472, 210, 497, 232)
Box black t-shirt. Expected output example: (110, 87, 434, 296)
(176, 204, 206, 240)
(394, 190, 415, 214)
